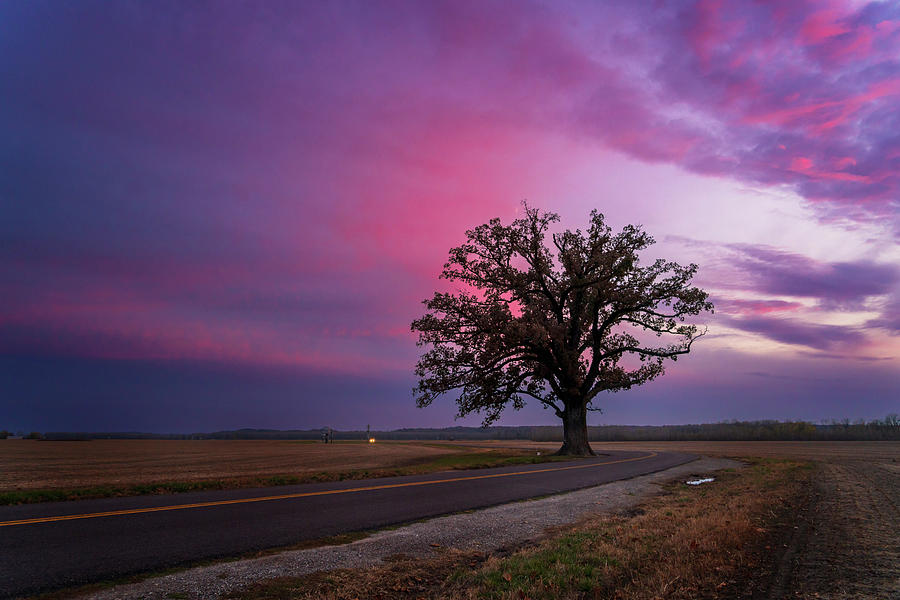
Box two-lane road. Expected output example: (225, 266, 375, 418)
(0, 450, 695, 598)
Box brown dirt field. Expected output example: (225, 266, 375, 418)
(780, 459, 899, 599)
(0, 439, 464, 491)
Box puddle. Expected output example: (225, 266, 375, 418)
(685, 477, 715, 486)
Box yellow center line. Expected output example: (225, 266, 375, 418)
(0, 452, 658, 528)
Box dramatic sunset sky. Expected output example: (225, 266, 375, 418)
(2, 1, 898, 432)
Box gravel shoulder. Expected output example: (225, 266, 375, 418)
(75, 457, 737, 600)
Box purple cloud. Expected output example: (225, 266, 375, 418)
(721, 315, 866, 351)
(867, 296, 900, 334)
(688, 240, 898, 310)
(727, 244, 899, 306)
(567, 1, 900, 228)
(685, 239, 899, 352)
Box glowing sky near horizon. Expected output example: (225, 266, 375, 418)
(1, 0, 898, 432)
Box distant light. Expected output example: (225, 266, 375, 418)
(368, 438, 376, 443)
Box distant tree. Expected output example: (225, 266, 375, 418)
(412, 205, 712, 455)
(0, 430, 8, 439)
(24, 431, 43, 440)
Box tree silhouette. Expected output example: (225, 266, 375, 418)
(412, 205, 713, 455)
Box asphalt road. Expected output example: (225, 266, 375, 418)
(0, 449, 695, 598)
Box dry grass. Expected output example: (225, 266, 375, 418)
(450, 459, 808, 599)
(5, 440, 891, 493)
(230, 458, 810, 600)
(0, 439, 573, 504)
(0, 440, 464, 491)
(452, 440, 900, 462)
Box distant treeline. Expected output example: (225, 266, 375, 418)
(30, 415, 900, 442)
(535, 417, 900, 442)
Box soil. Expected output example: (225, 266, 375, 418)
(783, 458, 899, 599)
(729, 455, 899, 599)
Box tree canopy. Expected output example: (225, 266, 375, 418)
(412, 205, 713, 455)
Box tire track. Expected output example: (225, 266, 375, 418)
(788, 460, 899, 599)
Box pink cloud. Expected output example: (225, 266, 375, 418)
(744, 78, 900, 134)
(800, 9, 851, 44)
(835, 156, 857, 169)
(688, 0, 726, 67)
(791, 157, 814, 172)
(789, 156, 872, 184)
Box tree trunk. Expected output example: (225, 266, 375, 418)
(556, 402, 595, 456)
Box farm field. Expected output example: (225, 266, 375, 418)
(0, 439, 505, 494)
(3, 438, 897, 493)
(451, 439, 900, 461)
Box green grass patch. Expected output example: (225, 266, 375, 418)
(459, 529, 621, 598)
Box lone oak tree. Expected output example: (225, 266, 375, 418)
(412, 205, 713, 456)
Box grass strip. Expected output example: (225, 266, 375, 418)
(229, 458, 810, 600)
(0, 450, 573, 506)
